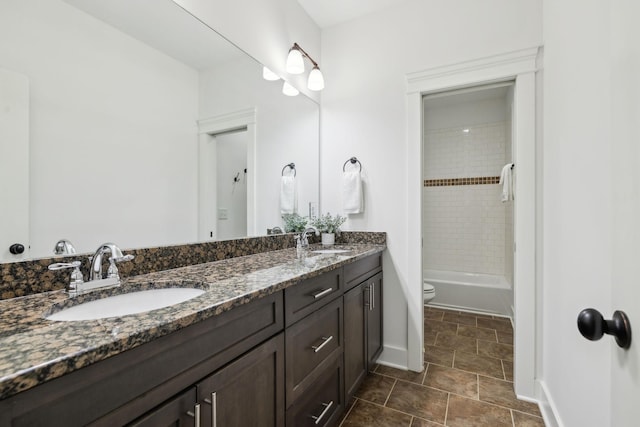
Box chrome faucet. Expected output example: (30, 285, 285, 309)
(300, 227, 318, 248)
(89, 243, 133, 281)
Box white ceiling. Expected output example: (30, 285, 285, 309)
(297, 0, 413, 28)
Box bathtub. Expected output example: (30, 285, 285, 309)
(423, 269, 513, 317)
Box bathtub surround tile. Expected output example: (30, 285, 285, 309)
(457, 325, 498, 342)
(446, 394, 513, 427)
(385, 381, 448, 423)
(423, 364, 479, 399)
(340, 400, 413, 427)
(478, 341, 514, 362)
(478, 376, 541, 416)
(454, 351, 505, 379)
(424, 345, 455, 367)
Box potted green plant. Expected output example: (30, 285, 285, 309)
(282, 213, 308, 233)
(310, 212, 347, 245)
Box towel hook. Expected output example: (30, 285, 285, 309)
(282, 163, 296, 177)
(342, 157, 362, 172)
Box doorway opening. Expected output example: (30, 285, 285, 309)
(422, 82, 515, 319)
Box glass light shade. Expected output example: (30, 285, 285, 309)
(307, 66, 325, 91)
(286, 48, 305, 74)
(262, 66, 280, 81)
(282, 81, 299, 96)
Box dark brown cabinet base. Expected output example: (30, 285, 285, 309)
(0, 252, 384, 427)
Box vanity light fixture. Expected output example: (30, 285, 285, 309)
(285, 42, 325, 92)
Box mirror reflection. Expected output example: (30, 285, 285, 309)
(0, 0, 319, 262)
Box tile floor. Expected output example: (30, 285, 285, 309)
(339, 306, 545, 427)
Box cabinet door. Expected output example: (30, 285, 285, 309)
(197, 333, 285, 427)
(128, 387, 197, 427)
(366, 272, 383, 368)
(343, 284, 366, 401)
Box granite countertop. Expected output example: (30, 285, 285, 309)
(0, 243, 384, 400)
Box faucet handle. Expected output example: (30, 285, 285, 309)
(48, 260, 82, 270)
(48, 261, 84, 293)
(112, 254, 134, 263)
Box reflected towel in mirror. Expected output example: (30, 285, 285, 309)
(280, 175, 297, 214)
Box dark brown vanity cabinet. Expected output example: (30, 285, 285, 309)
(284, 270, 345, 426)
(343, 254, 383, 403)
(0, 252, 384, 427)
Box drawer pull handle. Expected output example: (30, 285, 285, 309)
(311, 401, 334, 425)
(312, 288, 333, 299)
(186, 403, 201, 427)
(311, 335, 334, 353)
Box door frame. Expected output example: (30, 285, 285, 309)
(198, 108, 256, 239)
(405, 47, 539, 399)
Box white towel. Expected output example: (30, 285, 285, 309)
(499, 163, 514, 202)
(342, 170, 363, 214)
(280, 175, 297, 214)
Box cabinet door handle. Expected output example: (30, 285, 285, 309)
(312, 288, 333, 299)
(311, 401, 334, 425)
(371, 282, 375, 310)
(212, 392, 217, 427)
(311, 335, 334, 353)
(186, 403, 201, 427)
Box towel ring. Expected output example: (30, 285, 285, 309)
(343, 157, 362, 172)
(281, 163, 296, 177)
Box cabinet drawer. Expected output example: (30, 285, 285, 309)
(285, 297, 343, 407)
(344, 253, 382, 291)
(286, 356, 344, 427)
(285, 268, 343, 326)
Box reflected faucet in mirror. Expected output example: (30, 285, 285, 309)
(54, 239, 76, 255)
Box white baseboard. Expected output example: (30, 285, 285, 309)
(376, 345, 411, 371)
(537, 380, 563, 427)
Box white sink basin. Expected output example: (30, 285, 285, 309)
(46, 288, 205, 321)
(311, 249, 351, 254)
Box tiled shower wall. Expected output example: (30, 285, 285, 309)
(423, 121, 513, 276)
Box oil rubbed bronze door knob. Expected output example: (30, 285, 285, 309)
(577, 308, 631, 349)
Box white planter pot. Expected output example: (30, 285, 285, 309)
(321, 233, 335, 245)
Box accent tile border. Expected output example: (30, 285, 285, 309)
(424, 176, 500, 187)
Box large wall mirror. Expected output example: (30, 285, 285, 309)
(0, 0, 319, 262)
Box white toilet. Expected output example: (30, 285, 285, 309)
(423, 280, 436, 304)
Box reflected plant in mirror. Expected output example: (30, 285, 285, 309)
(0, 0, 319, 262)
(282, 214, 309, 233)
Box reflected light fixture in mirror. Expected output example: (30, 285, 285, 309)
(285, 42, 325, 93)
(262, 66, 280, 81)
(282, 81, 300, 96)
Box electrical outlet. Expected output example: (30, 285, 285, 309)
(218, 208, 228, 220)
(309, 202, 318, 219)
